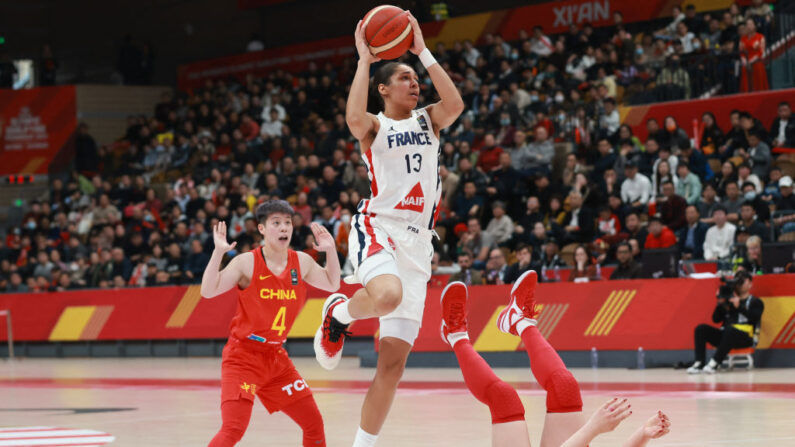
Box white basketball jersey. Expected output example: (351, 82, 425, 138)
(358, 107, 441, 230)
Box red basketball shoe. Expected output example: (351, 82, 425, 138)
(440, 281, 469, 346)
(497, 270, 540, 335)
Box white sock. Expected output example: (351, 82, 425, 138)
(447, 332, 469, 347)
(332, 301, 355, 325)
(516, 318, 538, 336)
(352, 427, 378, 447)
(707, 359, 718, 368)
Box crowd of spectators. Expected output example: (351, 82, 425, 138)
(1, 1, 793, 293)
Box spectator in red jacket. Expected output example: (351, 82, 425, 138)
(476, 133, 504, 172)
(239, 114, 260, 141)
(644, 216, 677, 249)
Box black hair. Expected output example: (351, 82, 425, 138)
(779, 101, 791, 108)
(734, 269, 753, 285)
(712, 205, 727, 215)
(368, 62, 407, 114)
(255, 199, 295, 224)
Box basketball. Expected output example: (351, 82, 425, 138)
(362, 5, 414, 60)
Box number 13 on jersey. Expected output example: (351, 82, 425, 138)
(405, 153, 422, 173)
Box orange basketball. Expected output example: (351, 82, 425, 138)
(362, 5, 414, 60)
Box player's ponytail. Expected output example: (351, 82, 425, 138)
(367, 62, 404, 114)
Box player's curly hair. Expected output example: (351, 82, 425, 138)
(255, 200, 295, 224)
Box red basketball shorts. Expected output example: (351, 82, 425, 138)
(220, 337, 313, 413)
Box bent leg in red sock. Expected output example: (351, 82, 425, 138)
(520, 326, 582, 413)
(453, 339, 525, 424)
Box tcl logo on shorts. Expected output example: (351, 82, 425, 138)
(281, 379, 309, 396)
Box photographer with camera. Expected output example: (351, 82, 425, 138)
(687, 270, 764, 374)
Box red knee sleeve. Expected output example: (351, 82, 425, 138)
(282, 395, 326, 447)
(453, 340, 525, 425)
(544, 369, 583, 413)
(485, 381, 526, 424)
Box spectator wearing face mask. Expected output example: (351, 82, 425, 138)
(740, 182, 770, 223)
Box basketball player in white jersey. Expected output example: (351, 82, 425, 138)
(313, 10, 464, 447)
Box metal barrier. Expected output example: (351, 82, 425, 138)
(0, 309, 13, 359)
(770, 2, 795, 89)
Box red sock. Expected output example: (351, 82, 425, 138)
(520, 326, 582, 413)
(453, 339, 525, 424)
(208, 399, 253, 447)
(282, 395, 326, 447)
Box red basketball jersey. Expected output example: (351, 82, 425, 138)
(229, 248, 307, 345)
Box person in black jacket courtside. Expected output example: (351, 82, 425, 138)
(688, 270, 764, 374)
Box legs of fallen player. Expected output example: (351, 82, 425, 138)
(441, 273, 672, 447)
(203, 201, 341, 446)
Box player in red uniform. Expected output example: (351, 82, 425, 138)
(201, 200, 340, 447)
(440, 272, 671, 446)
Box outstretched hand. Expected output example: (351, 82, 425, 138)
(588, 398, 633, 435)
(355, 19, 381, 64)
(311, 222, 335, 252)
(406, 11, 426, 55)
(212, 221, 237, 254)
(642, 411, 671, 439)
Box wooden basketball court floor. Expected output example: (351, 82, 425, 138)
(1, 357, 794, 446)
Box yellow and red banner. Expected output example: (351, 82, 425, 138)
(0, 86, 78, 175)
(1, 275, 793, 353)
(411, 274, 795, 352)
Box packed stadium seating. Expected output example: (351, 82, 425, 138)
(2, 0, 794, 294)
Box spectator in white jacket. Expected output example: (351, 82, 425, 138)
(484, 201, 515, 244)
(530, 26, 554, 57)
(260, 95, 286, 123)
(260, 109, 284, 138)
(703, 206, 737, 260)
(621, 160, 653, 208)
